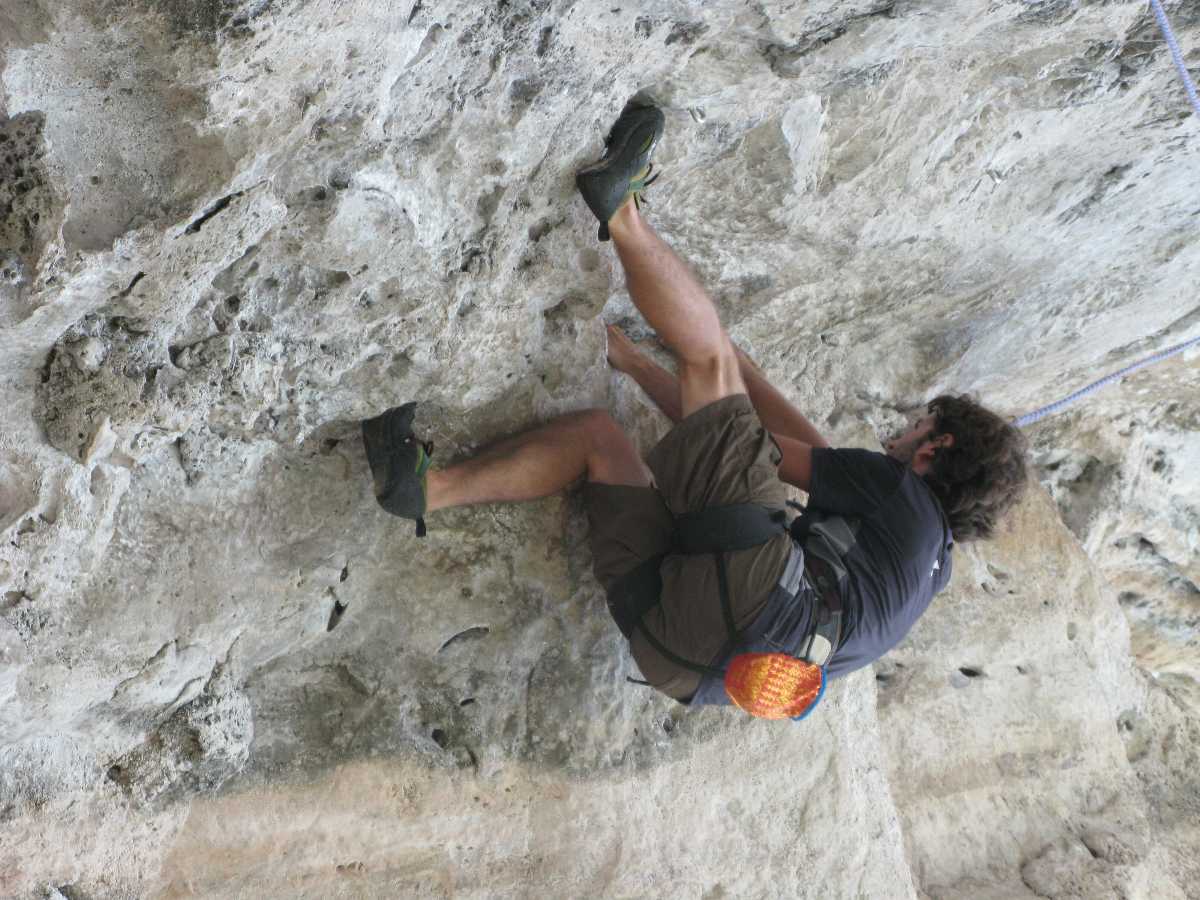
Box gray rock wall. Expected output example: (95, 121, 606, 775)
(1, 0, 1197, 897)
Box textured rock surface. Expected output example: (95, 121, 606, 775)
(1033, 351, 1200, 683)
(1, 0, 1198, 897)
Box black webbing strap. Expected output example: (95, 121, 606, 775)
(624, 551, 741, 680)
(675, 504, 789, 554)
(714, 550, 738, 645)
(799, 553, 844, 665)
(636, 622, 726, 678)
(606, 553, 667, 641)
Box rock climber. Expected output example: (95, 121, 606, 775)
(360, 102, 1029, 718)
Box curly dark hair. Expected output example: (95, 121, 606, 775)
(922, 394, 1029, 543)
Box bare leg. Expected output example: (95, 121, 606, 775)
(607, 323, 829, 447)
(607, 201, 745, 416)
(425, 409, 651, 512)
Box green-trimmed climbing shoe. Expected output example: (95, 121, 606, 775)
(576, 101, 665, 241)
(361, 402, 433, 537)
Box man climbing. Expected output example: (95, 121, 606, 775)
(361, 102, 1029, 716)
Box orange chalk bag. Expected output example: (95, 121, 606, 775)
(724, 652, 826, 721)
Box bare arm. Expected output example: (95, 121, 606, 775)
(773, 433, 815, 492)
(733, 346, 830, 449)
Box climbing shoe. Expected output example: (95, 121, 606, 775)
(361, 402, 433, 537)
(576, 101, 665, 241)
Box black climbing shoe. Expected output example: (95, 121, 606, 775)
(361, 402, 433, 537)
(576, 101, 665, 241)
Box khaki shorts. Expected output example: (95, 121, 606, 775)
(584, 394, 793, 700)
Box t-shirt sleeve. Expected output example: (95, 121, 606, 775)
(808, 447, 905, 517)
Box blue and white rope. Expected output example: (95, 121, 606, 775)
(1149, 0, 1200, 120)
(1014, 334, 1200, 427)
(1013, 1, 1199, 428)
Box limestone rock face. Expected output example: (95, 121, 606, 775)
(1034, 352, 1200, 683)
(1, 1, 1198, 897)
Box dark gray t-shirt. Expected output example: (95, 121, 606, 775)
(801, 447, 954, 679)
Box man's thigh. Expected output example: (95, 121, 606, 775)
(646, 393, 789, 516)
(581, 411, 665, 591)
(583, 409, 655, 488)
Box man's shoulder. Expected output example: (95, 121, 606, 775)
(899, 468, 950, 535)
(811, 446, 905, 503)
(818, 445, 901, 469)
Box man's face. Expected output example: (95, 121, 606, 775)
(882, 412, 940, 467)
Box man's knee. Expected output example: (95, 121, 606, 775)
(577, 409, 652, 486)
(579, 408, 639, 459)
(680, 335, 738, 373)
(679, 341, 743, 396)
(575, 408, 621, 442)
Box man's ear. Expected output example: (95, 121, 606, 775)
(914, 433, 952, 473)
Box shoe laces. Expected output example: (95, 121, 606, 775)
(632, 163, 661, 210)
(402, 436, 435, 463)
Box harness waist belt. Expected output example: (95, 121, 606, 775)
(674, 504, 789, 555)
(799, 553, 844, 667)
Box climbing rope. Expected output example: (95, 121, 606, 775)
(1149, 0, 1200, 120)
(1014, 334, 1200, 427)
(1013, 1, 1199, 427)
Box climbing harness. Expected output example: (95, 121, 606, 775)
(1015, 3, 1200, 426)
(1013, 334, 1200, 427)
(606, 503, 858, 721)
